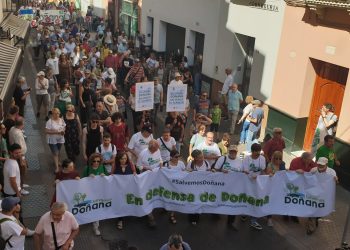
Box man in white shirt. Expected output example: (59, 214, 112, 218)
(127, 126, 153, 162)
(242, 143, 266, 231)
(95, 133, 117, 174)
(45, 52, 59, 76)
(157, 129, 176, 162)
(169, 72, 183, 85)
(0, 197, 29, 250)
(311, 157, 338, 183)
(194, 132, 221, 167)
(137, 139, 163, 171)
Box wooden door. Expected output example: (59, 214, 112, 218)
(303, 61, 348, 151)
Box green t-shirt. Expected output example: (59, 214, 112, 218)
(211, 107, 222, 124)
(316, 145, 335, 168)
(82, 165, 109, 177)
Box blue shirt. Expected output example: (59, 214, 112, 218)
(248, 107, 264, 132)
(227, 90, 243, 111)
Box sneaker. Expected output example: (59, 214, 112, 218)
(250, 221, 262, 230)
(93, 227, 101, 236)
(23, 184, 30, 188)
(117, 220, 123, 230)
(21, 189, 29, 195)
(267, 218, 273, 227)
(26, 229, 35, 237)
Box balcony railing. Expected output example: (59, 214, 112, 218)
(285, 0, 350, 8)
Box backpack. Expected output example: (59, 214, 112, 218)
(0, 218, 15, 249)
(97, 144, 115, 154)
(210, 156, 227, 171)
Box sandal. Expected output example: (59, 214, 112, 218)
(117, 220, 123, 230)
(169, 215, 177, 224)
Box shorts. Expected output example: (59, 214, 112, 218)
(49, 143, 63, 155)
(210, 123, 219, 132)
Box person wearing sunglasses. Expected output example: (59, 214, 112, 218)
(265, 151, 286, 227)
(82, 113, 104, 162)
(82, 153, 109, 236)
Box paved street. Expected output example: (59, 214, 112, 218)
(19, 45, 350, 250)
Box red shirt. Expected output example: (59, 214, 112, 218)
(263, 138, 285, 162)
(104, 55, 117, 69)
(108, 123, 129, 151)
(289, 157, 316, 172)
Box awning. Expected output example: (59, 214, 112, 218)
(0, 13, 30, 40)
(0, 42, 22, 103)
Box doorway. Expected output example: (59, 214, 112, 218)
(166, 23, 186, 60)
(303, 59, 348, 151)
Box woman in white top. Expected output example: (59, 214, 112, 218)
(237, 96, 254, 144)
(35, 71, 49, 119)
(70, 46, 82, 67)
(164, 150, 186, 224)
(45, 108, 66, 173)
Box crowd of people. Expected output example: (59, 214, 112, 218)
(0, 0, 342, 249)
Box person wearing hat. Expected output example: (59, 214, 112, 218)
(103, 94, 118, 116)
(169, 72, 183, 85)
(0, 197, 31, 249)
(102, 68, 117, 87)
(263, 127, 286, 163)
(246, 100, 264, 153)
(35, 71, 49, 119)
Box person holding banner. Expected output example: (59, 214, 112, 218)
(127, 126, 153, 163)
(82, 153, 109, 236)
(242, 143, 266, 230)
(213, 144, 243, 229)
(186, 149, 211, 225)
(194, 132, 221, 167)
(157, 128, 176, 163)
(136, 140, 162, 228)
(112, 152, 137, 230)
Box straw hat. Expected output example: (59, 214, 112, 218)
(103, 94, 117, 106)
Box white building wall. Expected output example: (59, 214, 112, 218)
(0, 0, 3, 21)
(141, 0, 222, 78)
(227, 0, 286, 102)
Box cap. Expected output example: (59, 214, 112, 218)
(175, 72, 181, 77)
(1, 197, 20, 212)
(317, 157, 328, 166)
(37, 71, 45, 76)
(82, 55, 88, 59)
(109, 50, 113, 54)
(252, 100, 261, 105)
(228, 145, 238, 152)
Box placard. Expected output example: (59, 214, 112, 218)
(135, 82, 154, 111)
(166, 84, 187, 112)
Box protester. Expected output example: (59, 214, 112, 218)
(237, 96, 254, 144)
(127, 126, 153, 163)
(95, 133, 117, 174)
(34, 202, 79, 250)
(112, 152, 136, 230)
(159, 233, 191, 250)
(227, 83, 243, 135)
(45, 108, 66, 173)
(194, 132, 221, 167)
(82, 153, 109, 235)
(13, 77, 30, 117)
(243, 143, 266, 230)
(0, 197, 31, 250)
(157, 128, 176, 163)
(63, 104, 81, 162)
(263, 127, 286, 163)
(35, 71, 49, 119)
(316, 135, 340, 169)
(246, 100, 264, 153)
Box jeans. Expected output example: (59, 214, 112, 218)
(153, 103, 160, 122)
(246, 130, 258, 152)
(239, 120, 250, 143)
(228, 110, 239, 135)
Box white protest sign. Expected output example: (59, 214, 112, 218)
(166, 84, 187, 112)
(57, 169, 336, 225)
(135, 82, 154, 111)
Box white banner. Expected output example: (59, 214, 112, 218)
(57, 170, 336, 225)
(135, 82, 154, 111)
(166, 84, 187, 112)
(40, 10, 64, 24)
